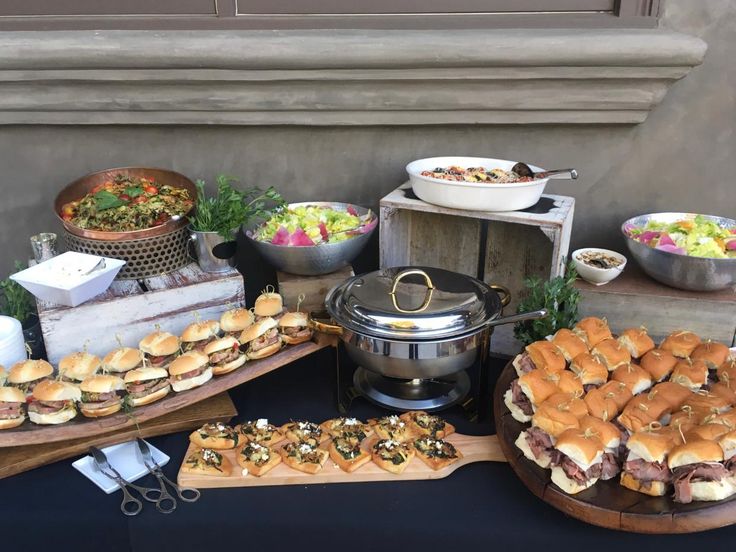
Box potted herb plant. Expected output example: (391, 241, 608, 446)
(1, 261, 45, 358)
(188, 175, 284, 273)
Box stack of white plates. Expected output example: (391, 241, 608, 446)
(0, 316, 26, 370)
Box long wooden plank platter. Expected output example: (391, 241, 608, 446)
(0, 338, 330, 447)
(0, 392, 237, 479)
(177, 432, 505, 488)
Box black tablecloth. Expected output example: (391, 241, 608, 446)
(2, 350, 735, 551)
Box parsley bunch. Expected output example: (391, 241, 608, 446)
(513, 262, 580, 345)
(0, 261, 36, 326)
(189, 175, 285, 240)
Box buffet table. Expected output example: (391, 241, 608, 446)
(2, 349, 735, 552)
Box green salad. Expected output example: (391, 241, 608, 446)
(625, 215, 736, 258)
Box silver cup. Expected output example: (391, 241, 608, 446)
(30, 233, 58, 263)
(189, 228, 236, 273)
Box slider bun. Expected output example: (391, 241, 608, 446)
(552, 370, 584, 396)
(0, 415, 25, 429)
(578, 415, 621, 450)
(254, 292, 283, 317)
(551, 466, 598, 495)
(685, 423, 731, 443)
(649, 381, 692, 409)
(517, 369, 559, 405)
(279, 311, 308, 328)
(551, 329, 588, 362)
(555, 428, 605, 467)
(541, 392, 589, 418)
(102, 347, 143, 372)
(591, 338, 631, 371)
(168, 351, 209, 377)
(281, 332, 312, 345)
(58, 351, 101, 381)
(668, 440, 724, 469)
(620, 472, 667, 497)
(525, 340, 565, 374)
(670, 359, 708, 390)
(718, 358, 736, 382)
(32, 380, 81, 402)
(626, 430, 674, 463)
(617, 408, 659, 434)
(618, 327, 655, 359)
(583, 389, 619, 422)
(570, 353, 608, 386)
(80, 374, 125, 393)
(181, 320, 220, 343)
(611, 364, 652, 395)
(687, 480, 736, 502)
(171, 367, 213, 392)
(691, 341, 730, 370)
(573, 317, 612, 348)
(128, 385, 170, 406)
(29, 407, 77, 425)
(624, 392, 672, 422)
(203, 336, 240, 355)
(710, 381, 736, 404)
(680, 391, 731, 414)
(123, 367, 168, 383)
(599, 381, 633, 410)
(660, 330, 701, 358)
(212, 354, 246, 376)
(220, 308, 254, 333)
(138, 331, 180, 356)
(504, 389, 532, 423)
(640, 349, 678, 382)
(515, 431, 551, 468)
(247, 340, 282, 360)
(718, 430, 736, 460)
(8, 359, 53, 384)
(532, 403, 580, 439)
(0, 386, 25, 403)
(80, 401, 122, 418)
(239, 317, 278, 343)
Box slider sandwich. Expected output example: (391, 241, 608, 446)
(168, 351, 213, 392)
(541, 392, 589, 419)
(7, 359, 53, 396)
(278, 311, 313, 345)
(220, 308, 255, 339)
(550, 428, 605, 494)
(591, 338, 631, 371)
(649, 381, 692, 410)
(551, 329, 588, 362)
(579, 415, 622, 480)
(254, 289, 287, 322)
(718, 430, 736, 474)
(102, 347, 144, 375)
(570, 353, 608, 391)
(583, 387, 621, 422)
(551, 370, 584, 396)
(28, 380, 81, 425)
(240, 317, 282, 360)
(710, 378, 736, 404)
(718, 358, 736, 383)
(599, 381, 634, 411)
(124, 367, 170, 406)
(660, 330, 701, 359)
(504, 369, 560, 423)
(58, 352, 101, 384)
(680, 391, 731, 418)
(611, 363, 652, 395)
(515, 402, 580, 469)
(685, 423, 731, 443)
(573, 317, 612, 348)
(204, 336, 246, 376)
(618, 327, 655, 359)
(671, 358, 709, 390)
(138, 330, 180, 369)
(79, 374, 126, 417)
(618, 391, 673, 433)
(620, 429, 674, 497)
(691, 341, 730, 371)
(181, 320, 221, 352)
(669, 440, 734, 503)
(640, 349, 678, 383)
(513, 340, 565, 377)
(0, 386, 26, 429)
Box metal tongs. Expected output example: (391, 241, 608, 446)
(136, 438, 200, 514)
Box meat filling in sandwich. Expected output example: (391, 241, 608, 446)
(80, 390, 123, 412)
(207, 346, 242, 368)
(28, 399, 75, 417)
(0, 400, 24, 420)
(673, 463, 730, 504)
(250, 328, 280, 353)
(126, 378, 169, 399)
(509, 379, 534, 417)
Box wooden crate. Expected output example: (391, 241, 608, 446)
(277, 265, 354, 314)
(576, 264, 736, 346)
(37, 263, 245, 365)
(380, 183, 574, 355)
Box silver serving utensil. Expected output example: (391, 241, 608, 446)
(82, 258, 106, 276)
(89, 446, 160, 516)
(136, 438, 200, 513)
(511, 162, 578, 181)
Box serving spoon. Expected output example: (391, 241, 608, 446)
(512, 162, 578, 181)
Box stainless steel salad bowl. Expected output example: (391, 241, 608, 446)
(622, 212, 736, 292)
(244, 201, 377, 276)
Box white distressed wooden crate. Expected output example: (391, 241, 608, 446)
(380, 183, 574, 355)
(37, 263, 245, 365)
(277, 265, 354, 314)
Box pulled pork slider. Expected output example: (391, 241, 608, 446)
(181, 320, 221, 352)
(611, 363, 652, 395)
(640, 349, 678, 382)
(168, 351, 213, 392)
(550, 428, 605, 494)
(671, 358, 709, 390)
(204, 336, 246, 376)
(691, 341, 730, 371)
(138, 331, 180, 369)
(123, 367, 170, 406)
(504, 369, 559, 423)
(551, 329, 588, 362)
(58, 352, 101, 384)
(660, 330, 701, 358)
(513, 340, 565, 377)
(515, 402, 580, 469)
(240, 317, 282, 360)
(28, 380, 81, 425)
(0, 386, 26, 429)
(7, 359, 53, 396)
(102, 347, 143, 374)
(220, 308, 255, 339)
(618, 327, 655, 359)
(620, 429, 674, 497)
(669, 440, 734, 503)
(278, 311, 313, 345)
(573, 317, 612, 348)
(79, 374, 126, 418)
(254, 290, 286, 321)
(570, 353, 608, 391)
(591, 338, 631, 371)
(579, 415, 622, 480)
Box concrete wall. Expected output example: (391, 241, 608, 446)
(0, 0, 733, 278)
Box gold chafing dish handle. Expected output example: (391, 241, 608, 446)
(308, 310, 343, 335)
(388, 268, 435, 314)
(489, 284, 511, 307)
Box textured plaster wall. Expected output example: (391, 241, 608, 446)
(0, 0, 733, 278)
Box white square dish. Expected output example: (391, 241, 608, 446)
(72, 440, 169, 494)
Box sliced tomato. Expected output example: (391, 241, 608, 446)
(61, 203, 76, 216)
(144, 185, 158, 195)
(131, 195, 148, 205)
(119, 194, 131, 202)
(61, 213, 73, 221)
(153, 213, 170, 225)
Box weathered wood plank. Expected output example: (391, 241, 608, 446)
(379, 204, 411, 270)
(143, 263, 242, 291)
(277, 265, 354, 314)
(407, 212, 481, 277)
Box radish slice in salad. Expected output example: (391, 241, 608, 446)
(626, 215, 735, 259)
(290, 227, 315, 246)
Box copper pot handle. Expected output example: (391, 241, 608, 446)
(489, 284, 511, 307)
(388, 269, 435, 314)
(308, 310, 343, 336)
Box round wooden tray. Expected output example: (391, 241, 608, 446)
(493, 359, 736, 534)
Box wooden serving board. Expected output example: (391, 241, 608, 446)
(0, 392, 237, 480)
(494, 360, 736, 534)
(0, 338, 329, 447)
(177, 432, 505, 488)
